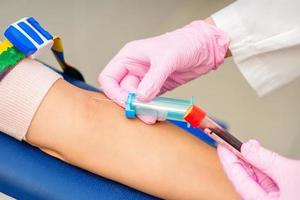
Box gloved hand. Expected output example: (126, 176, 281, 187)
(99, 20, 229, 123)
(218, 139, 300, 200)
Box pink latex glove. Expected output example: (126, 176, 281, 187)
(218, 140, 300, 200)
(99, 20, 229, 123)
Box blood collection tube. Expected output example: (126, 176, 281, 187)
(184, 105, 243, 156)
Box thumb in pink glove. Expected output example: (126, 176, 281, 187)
(99, 20, 229, 123)
(218, 139, 300, 200)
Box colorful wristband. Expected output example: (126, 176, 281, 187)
(0, 39, 13, 53)
(0, 41, 26, 81)
(0, 17, 84, 81)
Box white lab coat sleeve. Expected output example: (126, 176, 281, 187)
(212, 0, 300, 96)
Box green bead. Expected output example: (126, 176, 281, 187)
(0, 47, 25, 72)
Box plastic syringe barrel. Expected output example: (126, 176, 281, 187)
(125, 93, 194, 121)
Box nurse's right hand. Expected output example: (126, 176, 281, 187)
(99, 19, 229, 123)
(218, 140, 300, 200)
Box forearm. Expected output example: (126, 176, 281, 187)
(25, 79, 238, 199)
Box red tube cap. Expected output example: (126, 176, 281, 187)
(184, 105, 206, 127)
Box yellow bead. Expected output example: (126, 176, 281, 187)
(0, 39, 13, 54)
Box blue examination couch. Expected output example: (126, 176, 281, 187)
(0, 67, 219, 200)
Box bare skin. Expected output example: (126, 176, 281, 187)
(25, 79, 239, 199)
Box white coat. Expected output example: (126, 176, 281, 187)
(212, 0, 300, 96)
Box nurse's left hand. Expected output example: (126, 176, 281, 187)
(218, 140, 300, 200)
(98, 19, 229, 124)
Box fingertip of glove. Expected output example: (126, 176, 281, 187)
(136, 89, 154, 102)
(98, 72, 108, 88)
(241, 140, 261, 163)
(217, 144, 238, 163)
(136, 91, 147, 101)
(138, 115, 157, 124)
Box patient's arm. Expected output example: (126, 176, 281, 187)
(26, 79, 238, 199)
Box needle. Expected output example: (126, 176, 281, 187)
(90, 96, 126, 103)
